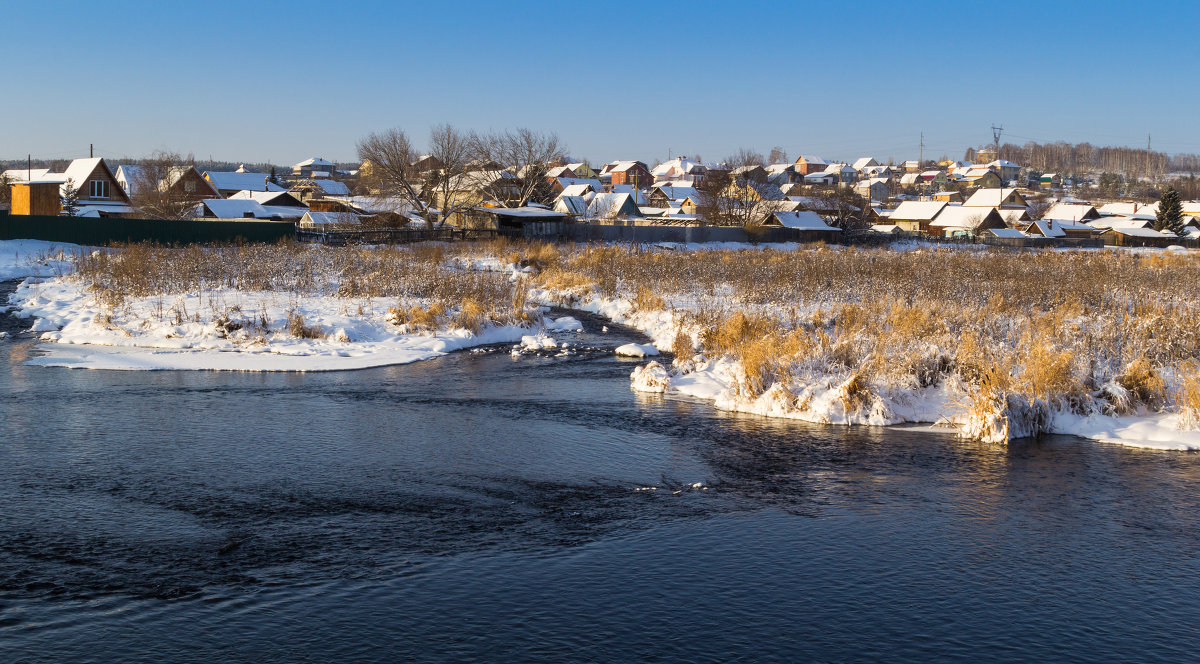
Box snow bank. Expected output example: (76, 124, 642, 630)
(615, 343, 658, 358)
(9, 278, 528, 372)
(0, 240, 80, 281)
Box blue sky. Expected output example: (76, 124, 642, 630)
(2, 1, 1198, 166)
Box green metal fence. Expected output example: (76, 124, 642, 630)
(0, 214, 295, 245)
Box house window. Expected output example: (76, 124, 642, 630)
(89, 180, 108, 199)
(184, 180, 196, 193)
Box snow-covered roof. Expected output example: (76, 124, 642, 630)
(229, 190, 305, 206)
(308, 179, 350, 196)
(871, 224, 903, 233)
(60, 158, 104, 190)
(294, 157, 334, 168)
(1097, 202, 1144, 216)
(963, 188, 1023, 208)
(610, 184, 648, 205)
(988, 228, 1028, 238)
(889, 200, 948, 221)
(473, 206, 567, 219)
(1025, 219, 1066, 238)
(795, 155, 826, 165)
(2, 168, 56, 183)
(1043, 202, 1098, 222)
(1087, 216, 1154, 230)
(1100, 226, 1174, 238)
(771, 210, 838, 231)
(898, 173, 919, 185)
(653, 185, 700, 202)
(586, 192, 639, 218)
(929, 205, 998, 230)
(559, 183, 595, 197)
(205, 171, 286, 193)
(300, 210, 360, 225)
(852, 157, 878, 170)
(556, 177, 603, 191)
(553, 195, 588, 215)
(200, 198, 269, 218)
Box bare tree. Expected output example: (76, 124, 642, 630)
(695, 164, 782, 227)
(768, 146, 787, 164)
(467, 128, 563, 207)
(129, 151, 204, 219)
(357, 128, 429, 222)
(729, 147, 766, 168)
(421, 124, 477, 227)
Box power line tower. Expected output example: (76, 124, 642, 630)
(991, 124, 1004, 158)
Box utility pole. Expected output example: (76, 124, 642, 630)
(89, 143, 93, 159)
(919, 132, 924, 165)
(1148, 134, 1152, 151)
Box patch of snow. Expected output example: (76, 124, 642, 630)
(615, 343, 659, 357)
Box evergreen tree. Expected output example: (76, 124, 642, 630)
(1155, 186, 1185, 235)
(61, 178, 80, 216)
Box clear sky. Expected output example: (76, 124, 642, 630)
(3, 0, 1198, 167)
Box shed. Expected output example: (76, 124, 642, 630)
(462, 206, 568, 238)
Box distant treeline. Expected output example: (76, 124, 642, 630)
(969, 141, 1200, 178)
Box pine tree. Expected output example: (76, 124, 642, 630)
(1155, 186, 1185, 235)
(61, 178, 80, 216)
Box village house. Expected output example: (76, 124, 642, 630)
(761, 210, 841, 242)
(1044, 202, 1101, 222)
(792, 155, 828, 175)
(887, 200, 947, 233)
(928, 206, 1008, 238)
(458, 206, 567, 238)
(823, 163, 858, 185)
(49, 158, 134, 216)
(600, 161, 652, 189)
(852, 157, 879, 173)
(292, 157, 335, 178)
(585, 192, 642, 220)
(116, 164, 219, 203)
(962, 188, 1028, 209)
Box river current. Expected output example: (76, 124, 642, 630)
(2, 284, 1199, 662)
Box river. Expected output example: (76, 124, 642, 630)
(2, 283, 1199, 662)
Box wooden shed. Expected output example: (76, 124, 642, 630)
(10, 182, 61, 216)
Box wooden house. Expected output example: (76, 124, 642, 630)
(761, 210, 841, 242)
(928, 206, 1008, 237)
(55, 158, 133, 216)
(460, 206, 567, 238)
(962, 188, 1028, 209)
(888, 200, 948, 233)
(931, 191, 963, 203)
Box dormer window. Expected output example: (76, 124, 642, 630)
(89, 180, 108, 199)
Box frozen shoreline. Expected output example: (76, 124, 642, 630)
(4, 239, 1198, 450)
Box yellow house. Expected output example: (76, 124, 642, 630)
(567, 162, 598, 179)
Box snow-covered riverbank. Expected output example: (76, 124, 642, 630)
(1, 240, 578, 372)
(529, 277, 1200, 452)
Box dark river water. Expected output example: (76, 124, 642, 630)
(2, 282, 1200, 662)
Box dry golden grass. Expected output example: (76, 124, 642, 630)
(523, 242, 1200, 435)
(286, 310, 324, 339)
(1177, 361, 1200, 430)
